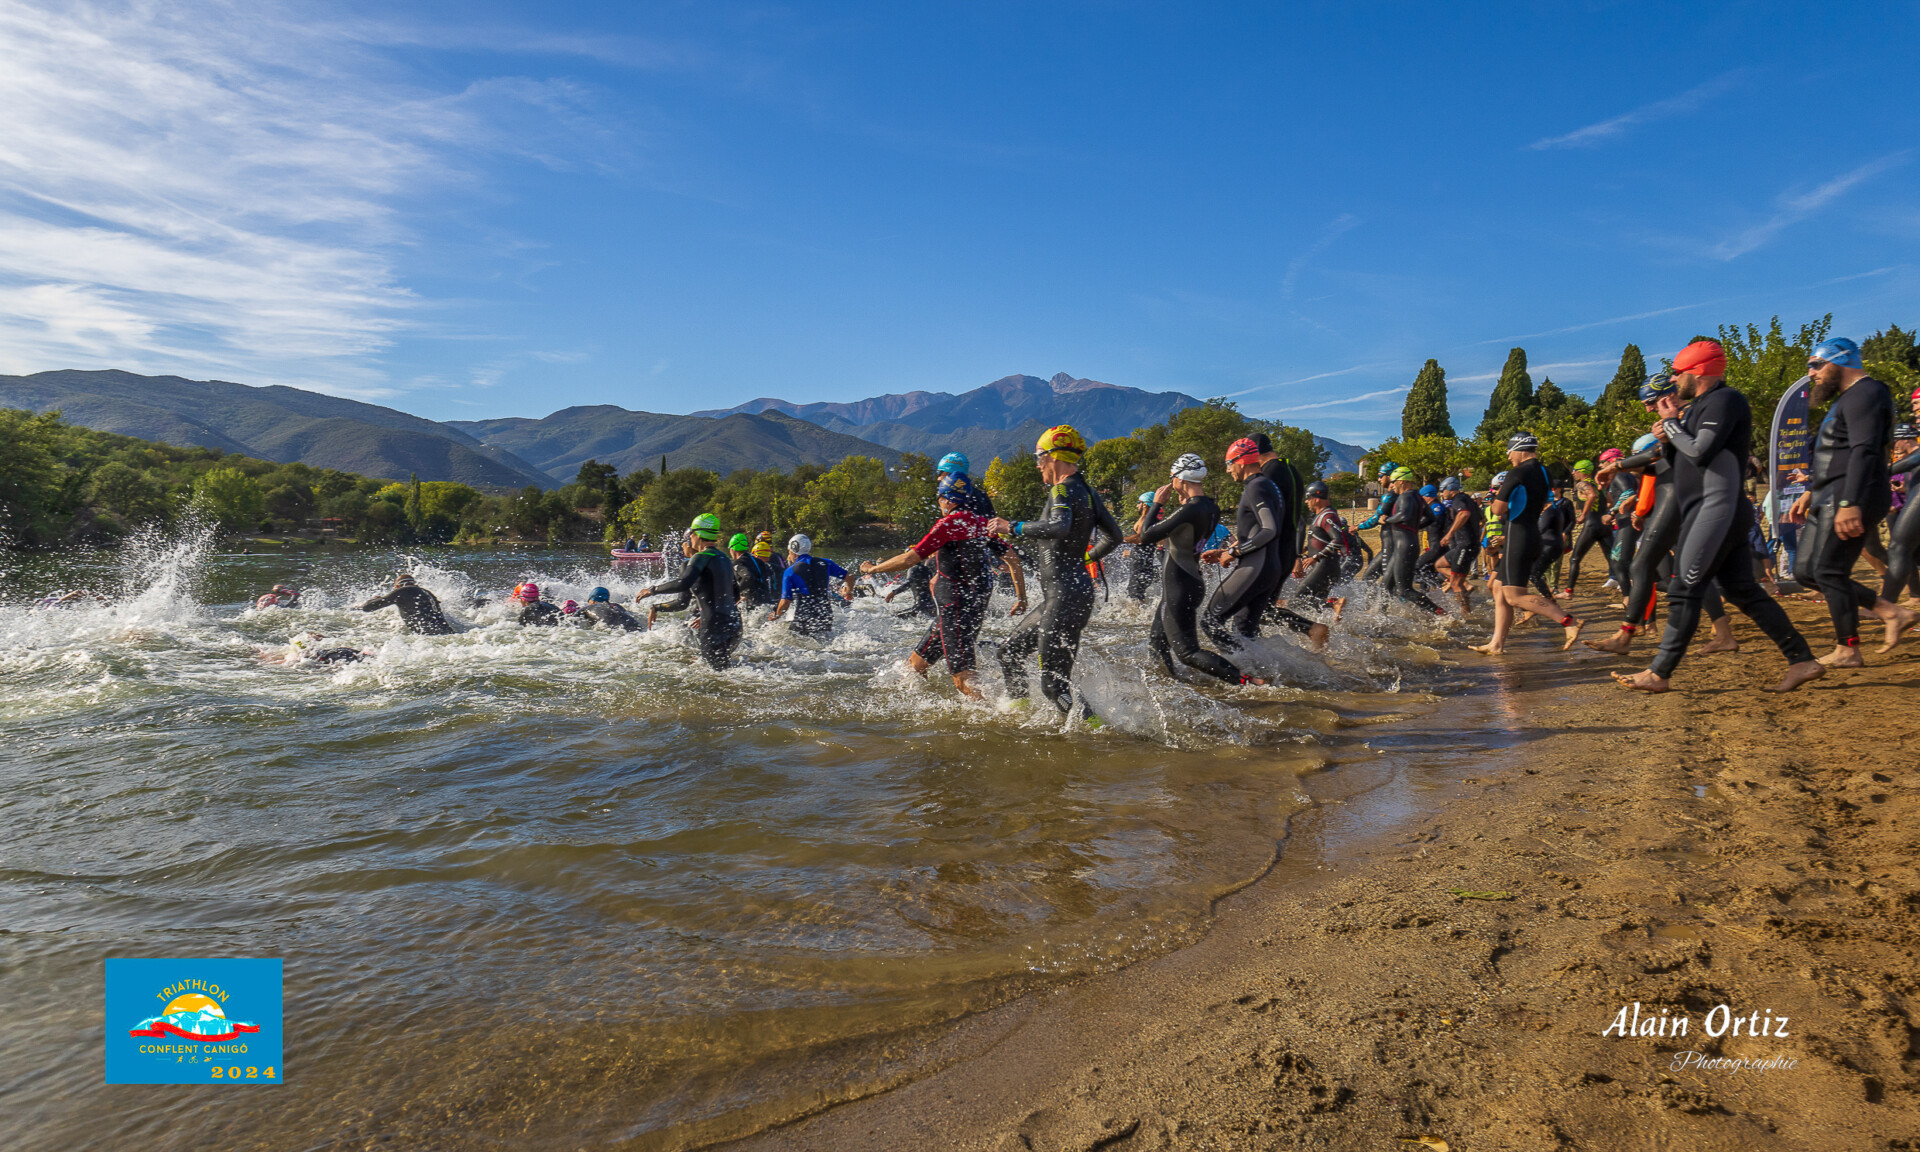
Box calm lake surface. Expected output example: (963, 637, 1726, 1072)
(2, 525, 1461, 1149)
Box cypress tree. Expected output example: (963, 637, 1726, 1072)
(1401, 359, 1455, 439)
(1598, 344, 1646, 416)
(1476, 347, 1534, 441)
(405, 472, 424, 533)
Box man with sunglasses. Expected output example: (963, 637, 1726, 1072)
(1784, 336, 1917, 661)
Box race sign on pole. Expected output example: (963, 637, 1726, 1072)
(1769, 374, 1812, 524)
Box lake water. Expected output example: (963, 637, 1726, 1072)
(1, 524, 1461, 1150)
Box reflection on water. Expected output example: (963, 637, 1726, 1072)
(1, 529, 1459, 1150)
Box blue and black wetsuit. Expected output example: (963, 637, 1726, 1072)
(1496, 460, 1550, 589)
(780, 555, 850, 640)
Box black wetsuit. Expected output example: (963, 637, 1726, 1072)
(1650, 384, 1813, 679)
(1794, 376, 1893, 647)
(732, 553, 777, 608)
(997, 472, 1122, 714)
(1565, 480, 1615, 595)
(1496, 460, 1550, 589)
(1614, 444, 1727, 631)
(1881, 444, 1920, 603)
(1384, 490, 1441, 612)
(1140, 495, 1243, 683)
(1261, 456, 1305, 585)
(1202, 472, 1288, 647)
(1300, 507, 1357, 604)
(895, 562, 938, 618)
(1359, 492, 1395, 582)
(910, 511, 1007, 675)
(582, 600, 642, 631)
(357, 584, 455, 634)
(1442, 492, 1483, 577)
(1531, 496, 1569, 598)
(1605, 473, 1640, 599)
(645, 547, 743, 669)
(518, 600, 562, 626)
(1125, 504, 1163, 601)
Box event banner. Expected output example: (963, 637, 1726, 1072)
(1769, 374, 1813, 519)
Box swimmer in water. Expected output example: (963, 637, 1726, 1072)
(637, 514, 743, 668)
(513, 582, 561, 626)
(768, 534, 856, 640)
(356, 574, 455, 634)
(261, 631, 371, 665)
(580, 587, 642, 631)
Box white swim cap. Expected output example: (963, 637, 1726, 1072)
(787, 534, 812, 555)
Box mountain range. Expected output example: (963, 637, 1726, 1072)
(3, 369, 1367, 485)
(0, 370, 556, 490)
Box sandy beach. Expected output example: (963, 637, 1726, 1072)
(724, 591, 1920, 1152)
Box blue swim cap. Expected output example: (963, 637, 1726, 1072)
(1419, 484, 1438, 498)
(1632, 432, 1659, 453)
(1640, 372, 1677, 402)
(937, 452, 969, 475)
(588, 586, 610, 602)
(1810, 337, 1862, 370)
(1439, 477, 1461, 492)
(937, 473, 972, 501)
(1376, 459, 1397, 476)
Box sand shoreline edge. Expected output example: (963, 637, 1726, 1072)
(721, 602, 1919, 1152)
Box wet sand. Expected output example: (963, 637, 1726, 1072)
(723, 592, 1920, 1151)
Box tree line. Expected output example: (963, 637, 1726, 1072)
(1367, 318, 1920, 485)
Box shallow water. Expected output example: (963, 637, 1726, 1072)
(1, 527, 1463, 1150)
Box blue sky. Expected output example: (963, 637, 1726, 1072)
(1, 1, 1915, 446)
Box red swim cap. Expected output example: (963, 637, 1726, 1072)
(1672, 339, 1727, 378)
(1225, 437, 1261, 464)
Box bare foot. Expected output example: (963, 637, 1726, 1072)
(1696, 635, 1740, 654)
(1307, 623, 1330, 652)
(1876, 605, 1919, 653)
(1328, 597, 1347, 624)
(1467, 641, 1502, 655)
(1766, 661, 1827, 692)
(1584, 628, 1633, 655)
(1515, 611, 1535, 627)
(1560, 617, 1584, 650)
(1821, 645, 1865, 669)
(1613, 669, 1669, 693)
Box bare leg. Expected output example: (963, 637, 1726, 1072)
(1471, 585, 1518, 654)
(1873, 598, 1919, 653)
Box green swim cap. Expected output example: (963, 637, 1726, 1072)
(1390, 467, 1415, 482)
(689, 512, 721, 540)
(1575, 459, 1595, 473)
(728, 533, 751, 550)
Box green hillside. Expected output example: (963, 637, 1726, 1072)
(446, 406, 902, 478)
(0, 370, 556, 490)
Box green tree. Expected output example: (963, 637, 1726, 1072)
(1530, 377, 1589, 421)
(1476, 347, 1534, 442)
(1324, 472, 1362, 504)
(637, 467, 718, 538)
(1262, 422, 1331, 481)
(798, 455, 890, 542)
(404, 473, 425, 535)
(1400, 359, 1454, 439)
(192, 466, 266, 531)
(0, 408, 75, 546)
(89, 461, 171, 526)
(264, 481, 315, 524)
(983, 454, 1046, 519)
(1862, 325, 1919, 372)
(887, 452, 939, 541)
(1597, 344, 1646, 419)
(1716, 314, 1831, 419)
(1083, 436, 1148, 505)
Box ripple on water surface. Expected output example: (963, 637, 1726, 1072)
(0, 534, 1457, 1150)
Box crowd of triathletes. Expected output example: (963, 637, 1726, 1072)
(241, 333, 1909, 711)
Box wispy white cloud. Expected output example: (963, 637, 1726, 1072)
(0, 0, 621, 394)
(1708, 154, 1909, 259)
(1529, 74, 1739, 150)
(1476, 303, 1721, 345)
(1281, 213, 1360, 300)
(1218, 360, 1388, 399)
(1258, 386, 1408, 416)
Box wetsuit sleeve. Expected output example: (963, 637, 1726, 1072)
(358, 590, 399, 611)
(1017, 484, 1078, 540)
(911, 513, 967, 558)
(1635, 474, 1656, 517)
(821, 558, 848, 580)
(1086, 490, 1123, 563)
(779, 564, 805, 600)
(1662, 390, 1740, 465)
(1839, 388, 1892, 508)
(1139, 499, 1206, 546)
(1233, 501, 1279, 557)
(1891, 448, 1920, 476)
(647, 554, 706, 598)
